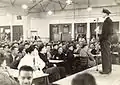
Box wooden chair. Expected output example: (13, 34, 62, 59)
(79, 56, 89, 71)
(73, 56, 89, 72)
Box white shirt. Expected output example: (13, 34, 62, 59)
(18, 53, 45, 71)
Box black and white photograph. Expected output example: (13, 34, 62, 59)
(0, 0, 119, 85)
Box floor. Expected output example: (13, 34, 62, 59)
(53, 64, 120, 85)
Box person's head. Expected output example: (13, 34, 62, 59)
(18, 65, 34, 85)
(12, 42, 19, 47)
(11, 46, 19, 56)
(24, 43, 30, 49)
(0, 50, 5, 66)
(58, 46, 63, 54)
(3, 44, 10, 51)
(76, 43, 80, 49)
(68, 44, 74, 51)
(18, 45, 25, 53)
(102, 8, 111, 18)
(53, 44, 58, 50)
(72, 73, 96, 85)
(25, 45, 35, 54)
(89, 43, 95, 49)
(46, 45, 51, 52)
(38, 43, 46, 53)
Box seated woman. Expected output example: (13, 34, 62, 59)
(80, 43, 96, 68)
(55, 46, 66, 60)
(18, 45, 45, 73)
(0, 50, 18, 85)
(72, 73, 97, 85)
(74, 43, 81, 54)
(66, 44, 74, 74)
(38, 44, 66, 82)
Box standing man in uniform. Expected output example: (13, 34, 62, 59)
(99, 8, 113, 74)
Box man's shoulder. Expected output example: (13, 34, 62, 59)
(106, 17, 112, 22)
(0, 73, 18, 85)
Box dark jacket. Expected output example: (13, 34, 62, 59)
(50, 49, 58, 59)
(6, 53, 22, 69)
(66, 50, 74, 61)
(55, 53, 66, 60)
(100, 17, 113, 42)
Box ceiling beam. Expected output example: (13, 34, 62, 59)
(30, 4, 120, 13)
(58, 0, 64, 10)
(40, 3, 45, 12)
(50, 0, 66, 5)
(10, 0, 17, 6)
(44, 1, 51, 11)
(28, 0, 43, 12)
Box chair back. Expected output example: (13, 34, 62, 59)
(79, 56, 88, 67)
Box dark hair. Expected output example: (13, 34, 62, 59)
(38, 44, 44, 52)
(72, 73, 96, 85)
(18, 45, 25, 53)
(19, 65, 33, 74)
(0, 50, 5, 65)
(25, 45, 35, 54)
(57, 46, 62, 50)
(11, 46, 18, 51)
(24, 42, 29, 46)
(53, 44, 58, 47)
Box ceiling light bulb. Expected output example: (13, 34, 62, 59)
(66, 0, 72, 5)
(22, 4, 28, 9)
(48, 10, 53, 15)
(87, 7, 92, 12)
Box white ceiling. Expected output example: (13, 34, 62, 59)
(0, 0, 118, 14)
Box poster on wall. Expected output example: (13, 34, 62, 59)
(0, 26, 11, 42)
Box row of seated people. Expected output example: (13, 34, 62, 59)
(0, 41, 66, 83)
(0, 39, 100, 82)
(0, 49, 97, 85)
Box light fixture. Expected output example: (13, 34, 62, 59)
(87, 7, 92, 12)
(29, 0, 36, 3)
(22, 4, 28, 9)
(86, 0, 92, 12)
(66, 0, 72, 5)
(47, 10, 53, 15)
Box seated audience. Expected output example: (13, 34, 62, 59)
(38, 44, 66, 82)
(0, 50, 18, 85)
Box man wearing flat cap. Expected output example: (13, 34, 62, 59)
(99, 8, 113, 74)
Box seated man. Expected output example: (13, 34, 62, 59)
(18, 65, 33, 85)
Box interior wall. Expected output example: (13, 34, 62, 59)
(0, 5, 119, 42)
(0, 12, 28, 41)
(30, 18, 50, 42)
(30, 5, 120, 42)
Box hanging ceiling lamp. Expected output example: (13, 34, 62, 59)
(66, 0, 72, 5)
(47, 10, 53, 15)
(87, 7, 92, 12)
(22, 4, 28, 9)
(87, 0, 92, 12)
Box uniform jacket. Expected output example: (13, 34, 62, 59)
(100, 17, 113, 42)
